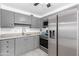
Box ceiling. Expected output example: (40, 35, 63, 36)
(1, 3, 77, 18)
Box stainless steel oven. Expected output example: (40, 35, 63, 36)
(40, 35, 48, 53)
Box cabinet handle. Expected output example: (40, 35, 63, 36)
(6, 46, 9, 48)
(7, 50, 9, 53)
(6, 41, 9, 43)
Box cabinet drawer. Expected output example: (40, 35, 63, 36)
(0, 45, 8, 50)
(0, 39, 15, 56)
(0, 40, 14, 50)
(0, 49, 9, 56)
(0, 40, 9, 45)
(0, 49, 8, 53)
(0, 52, 9, 56)
(0, 48, 14, 56)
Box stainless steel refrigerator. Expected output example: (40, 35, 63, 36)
(48, 14, 58, 56)
(48, 8, 77, 56)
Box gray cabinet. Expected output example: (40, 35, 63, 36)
(36, 19, 42, 28)
(15, 35, 39, 56)
(24, 37, 32, 52)
(15, 37, 33, 56)
(0, 35, 39, 56)
(27, 35, 39, 50)
(33, 35, 39, 49)
(15, 37, 25, 56)
(31, 16, 42, 28)
(31, 16, 37, 28)
(0, 39, 15, 56)
(1, 9, 14, 28)
(48, 15, 57, 24)
(15, 13, 31, 24)
(27, 36, 35, 50)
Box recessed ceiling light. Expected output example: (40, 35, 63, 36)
(34, 3, 39, 6)
(33, 3, 52, 8)
(47, 3, 51, 8)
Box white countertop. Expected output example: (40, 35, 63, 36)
(0, 32, 40, 40)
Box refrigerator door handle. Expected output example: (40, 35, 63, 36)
(49, 30, 51, 38)
(49, 30, 55, 39)
(52, 30, 55, 39)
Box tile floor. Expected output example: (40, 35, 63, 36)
(22, 48, 48, 56)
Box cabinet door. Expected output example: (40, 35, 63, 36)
(48, 15, 57, 24)
(32, 18, 42, 28)
(35, 19, 42, 28)
(39, 19, 43, 28)
(23, 37, 31, 52)
(15, 36, 36, 56)
(25, 16, 31, 24)
(27, 36, 39, 49)
(8, 39, 14, 56)
(33, 36, 39, 49)
(15, 37, 26, 56)
(15, 13, 31, 24)
(31, 17, 40, 28)
(27, 36, 34, 50)
(31, 16, 35, 28)
(1, 9, 14, 28)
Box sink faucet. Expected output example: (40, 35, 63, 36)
(22, 27, 25, 35)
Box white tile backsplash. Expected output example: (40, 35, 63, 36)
(27, 28, 40, 32)
(41, 28, 48, 32)
(0, 27, 22, 34)
(0, 26, 40, 35)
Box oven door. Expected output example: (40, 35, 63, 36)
(40, 37, 48, 49)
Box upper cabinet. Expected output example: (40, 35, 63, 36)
(48, 15, 57, 24)
(1, 9, 14, 28)
(14, 13, 31, 24)
(15, 13, 42, 28)
(0, 9, 42, 28)
(31, 16, 42, 28)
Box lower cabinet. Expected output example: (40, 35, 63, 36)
(0, 35, 39, 56)
(15, 36, 35, 56)
(33, 35, 39, 49)
(27, 35, 39, 50)
(27, 36, 34, 51)
(15, 37, 26, 56)
(0, 39, 15, 56)
(15, 35, 39, 56)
